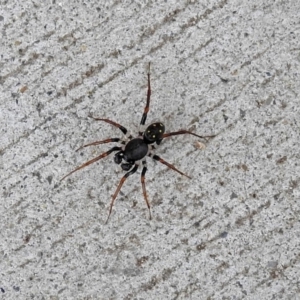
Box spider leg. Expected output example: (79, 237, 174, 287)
(105, 164, 139, 224)
(76, 138, 123, 152)
(89, 116, 129, 137)
(141, 160, 152, 220)
(162, 130, 216, 142)
(150, 154, 191, 179)
(61, 146, 122, 181)
(139, 62, 151, 131)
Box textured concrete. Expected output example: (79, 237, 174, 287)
(1, 0, 299, 299)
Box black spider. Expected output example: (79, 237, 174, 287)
(61, 63, 215, 223)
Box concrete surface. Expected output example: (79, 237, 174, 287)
(1, 0, 299, 299)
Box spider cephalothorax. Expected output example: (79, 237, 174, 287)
(61, 63, 215, 223)
(114, 138, 148, 171)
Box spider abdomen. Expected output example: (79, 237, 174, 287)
(123, 138, 148, 162)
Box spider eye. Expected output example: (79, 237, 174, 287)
(144, 122, 165, 143)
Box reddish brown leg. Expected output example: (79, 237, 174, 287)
(150, 154, 191, 179)
(141, 160, 152, 220)
(105, 164, 139, 224)
(140, 63, 151, 129)
(61, 146, 121, 181)
(76, 138, 122, 152)
(163, 130, 216, 141)
(89, 116, 128, 136)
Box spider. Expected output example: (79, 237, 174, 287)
(61, 63, 215, 223)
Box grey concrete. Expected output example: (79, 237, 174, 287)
(1, 0, 299, 299)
